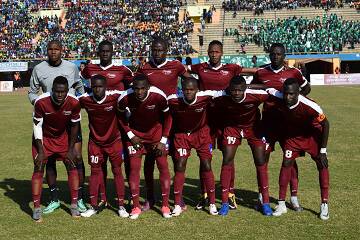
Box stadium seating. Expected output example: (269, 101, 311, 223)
(188, 1, 360, 55)
(1, 0, 195, 59)
(222, 0, 349, 14)
(225, 13, 360, 53)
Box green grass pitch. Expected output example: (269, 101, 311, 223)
(0, 86, 359, 239)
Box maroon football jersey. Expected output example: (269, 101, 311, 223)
(138, 60, 186, 96)
(214, 89, 269, 129)
(252, 65, 307, 91)
(78, 90, 122, 145)
(33, 92, 81, 139)
(81, 63, 133, 90)
(252, 64, 308, 111)
(118, 86, 171, 136)
(167, 90, 224, 133)
(270, 91, 326, 137)
(189, 63, 243, 90)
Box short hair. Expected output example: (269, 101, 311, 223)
(284, 78, 300, 88)
(91, 74, 107, 83)
(208, 40, 223, 50)
(182, 76, 199, 88)
(47, 40, 62, 49)
(133, 74, 149, 84)
(98, 40, 113, 51)
(53, 76, 68, 87)
(269, 43, 285, 54)
(185, 57, 192, 65)
(176, 56, 182, 62)
(152, 37, 168, 49)
(230, 75, 246, 86)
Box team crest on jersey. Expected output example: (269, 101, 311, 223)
(146, 105, 156, 110)
(104, 106, 113, 111)
(107, 73, 116, 79)
(63, 111, 71, 115)
(163, 70, 172, 75)
(195, 107, 204, 112)
(244, 104, 255, 108)
(220, 70, 229, 75)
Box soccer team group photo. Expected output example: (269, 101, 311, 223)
(0, 0, 359, 239)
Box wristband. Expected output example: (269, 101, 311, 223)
(320, 148, 327, 154)
(127, 131, 135, 139)
(160, 137, 168, 144)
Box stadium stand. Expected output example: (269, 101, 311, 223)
(188, 1, 360, 55)
(0, 0, 195, 59)
(222, 0, 348, 14)
(1, 0, 359, 58)
(225, 13, 360, 53)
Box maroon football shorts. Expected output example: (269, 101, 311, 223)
(124, 125, 168, 158)
(87, 138, 123, 167)
(221, 126, 265, 147)
(282, 135, 321, 161)
(173, 126, 213, 161)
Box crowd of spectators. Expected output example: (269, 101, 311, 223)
(225, 13, 360, 53)
(1, 0, 195, 60)
(222, 0, 350, 15)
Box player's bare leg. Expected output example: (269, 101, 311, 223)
(173, 157, 188, 216)
(250, 144, 272, 216)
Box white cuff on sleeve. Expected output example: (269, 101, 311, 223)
(127, 131, 135, 139)
(160, 137, 168, 144)
(33, 118, 43, 140)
